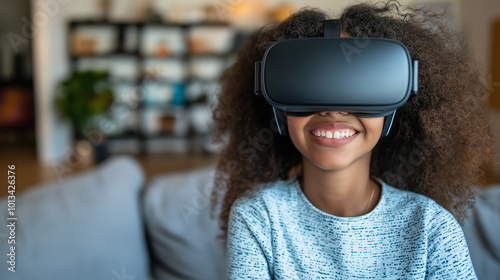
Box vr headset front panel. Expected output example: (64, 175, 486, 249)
(259, 38, 416, 117)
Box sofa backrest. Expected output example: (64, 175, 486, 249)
(142, 166, 226, 280)
(0, 155, 151, 280)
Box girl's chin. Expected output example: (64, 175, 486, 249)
(306, 157, 356, 172)
(303, 151, 371, 172)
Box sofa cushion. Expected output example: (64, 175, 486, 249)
(143, 166, 226, 280)
(462, 185, 500, 280)
(0, 155, 151, 280)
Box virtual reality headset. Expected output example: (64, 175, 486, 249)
(254, 20, 418, 137)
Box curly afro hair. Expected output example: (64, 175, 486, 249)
(210, 0, 494, 243)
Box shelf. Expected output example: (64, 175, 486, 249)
(137, 102, 186, 109)
(106, 130, 139, 140)
(70, 52, 139, 59)
(107, 130, 194, 140)
(71, 76, 219, 85)
(109, 77, 141, 84)
(141, 132, 194, 139)
(0, 79, 33, 87)
(106, 130, 196, 141)
(71, 52, 234, 60)
(138, 76, 219, 84)
(69, 20, 230, 28)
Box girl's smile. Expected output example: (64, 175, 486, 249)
(309, 122, 360, 148)
(287, 111, 384, 171)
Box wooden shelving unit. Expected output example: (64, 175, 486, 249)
(67, 19, 241, 154)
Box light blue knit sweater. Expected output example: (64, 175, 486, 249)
(226, 178, 477, 279)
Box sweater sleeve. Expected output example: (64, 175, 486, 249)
(425, 205, 477, 280)
(226, 200, 273, 280)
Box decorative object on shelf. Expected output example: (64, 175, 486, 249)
(70, 26, 119, 56)
(188, 27, 233, 54)
(171, 83, 186, 107)
(158, 115, 176, 134)
(140, 26, 184, 57)
(71, 33, 97, 56)
(133, 0, 163, 22)
(144, 7, 163, 23)
(203, 4, 220, 22)
(55, 70, 115, 162)
(99, 0, 112, 21)
(190, 58, 225, 80)
(142, 84, 174, 106)
(154, 40, 171, 57)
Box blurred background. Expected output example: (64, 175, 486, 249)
(0, 0, 499, 192)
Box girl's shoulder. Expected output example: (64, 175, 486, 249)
(230, 179, 299, 217)
(232, 179, 297, 209)
(381, 181, 459, 226)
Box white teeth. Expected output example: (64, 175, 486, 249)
(313, 130, 357, 139)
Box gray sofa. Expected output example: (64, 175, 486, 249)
(0, 155, 498, 280)
(0, 156, 225, 280)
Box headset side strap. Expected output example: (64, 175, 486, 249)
(413, 60, 418, 93)
(272, 107, 283, 135)
(324, 19, 341, 38)
(382, 110, 397, 137)
(255, 61, 263, 95)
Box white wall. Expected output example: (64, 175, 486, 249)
(460, 0, 500, 177)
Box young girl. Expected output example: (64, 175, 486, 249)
(210, 1, 493, 279)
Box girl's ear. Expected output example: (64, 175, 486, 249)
(273, 107, 288, 136)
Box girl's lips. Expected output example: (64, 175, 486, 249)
(308, 122, 360, 147)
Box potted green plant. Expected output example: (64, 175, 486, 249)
(55, 70, 114, 162)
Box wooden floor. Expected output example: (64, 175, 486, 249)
(0, 144, 499, 198)
(0, 143, 219, 198)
